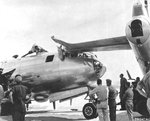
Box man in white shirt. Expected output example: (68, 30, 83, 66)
(89, 79, 109, 121)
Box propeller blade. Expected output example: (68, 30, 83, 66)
(126, 70, 135, 80)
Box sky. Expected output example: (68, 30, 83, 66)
(0, 0, 145, 108)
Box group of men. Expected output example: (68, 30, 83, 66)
(0, 72, 29, 121)
(119, 74, 142, 121)
(0, 66, 150, 121)
(89, 78, 118, 121)
(89, 73, 142, 121)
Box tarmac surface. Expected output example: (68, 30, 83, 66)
(1, 110, 150, 121)
(0, 100, 150, 121)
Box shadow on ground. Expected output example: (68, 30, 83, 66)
(1, 111, 150, 121)
(25, 116, 86, 121)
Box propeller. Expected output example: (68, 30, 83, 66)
(126, 70, 135, 80)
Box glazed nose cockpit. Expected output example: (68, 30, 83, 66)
(93, 60, 106, 78)
(81, 52, 106, 78)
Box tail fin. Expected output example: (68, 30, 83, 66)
(132, 0, 148, 17)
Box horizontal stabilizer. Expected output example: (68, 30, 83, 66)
(51, 36, 131, 53)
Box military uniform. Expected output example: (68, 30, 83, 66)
(108, 85, 118, 121)
(0, 74, 8, 91)
(120, 76, 127, 110)
(123, 87, 134, 121)
(0, 85, 4, 115)
(11, 84, 28, 121)
(89, 85, 109, 121)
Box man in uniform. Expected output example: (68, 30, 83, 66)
(10, 75, 28, 121)
(0, 68, 8, 91)
(22, 44, 47, 57)
(0, 84, 4, 115)
(89, 79, 109, 121)
(123, 82, 134, 121)
(106, 79, 118, 121)
(119, 73, 128, 110)
(136, 71, 150, 115)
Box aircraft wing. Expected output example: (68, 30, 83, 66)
(51, 36, 131, 53)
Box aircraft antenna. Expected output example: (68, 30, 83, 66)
(145, 0, 149, 16)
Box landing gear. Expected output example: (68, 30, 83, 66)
(82, 103, 98, 119)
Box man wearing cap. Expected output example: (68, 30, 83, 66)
(22, 44, 47, 57)
(10, 75, 28, 121)
(106, 79, 118, 121)
(89, 79, 109, 121)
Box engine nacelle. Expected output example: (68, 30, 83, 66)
(33, 93, 49, 102)
(126, 17, 150, 45)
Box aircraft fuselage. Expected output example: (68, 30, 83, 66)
(126, 0, 150, 74)
(1, 52, 104, 94)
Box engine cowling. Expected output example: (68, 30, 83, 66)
(33, 93, 49, 102)
(126, 17, 150, 45)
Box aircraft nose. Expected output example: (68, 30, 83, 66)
(93, 61, 106, 78)
(97, 65, 106, 78)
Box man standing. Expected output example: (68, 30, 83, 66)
(123, 82, 134, 121)
(89, 79, 109, 121)
(10, 75, 28, 121)
(0, 69, 8, 91)
(106, 79, 118, 121)
(119, 73, 128, 110)
(0, 84, 4, 115)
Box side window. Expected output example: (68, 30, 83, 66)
(45, 55, 54, 62)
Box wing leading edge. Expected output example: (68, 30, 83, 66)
(51, 36, 131, 52)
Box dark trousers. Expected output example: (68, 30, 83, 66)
(109, 100, 116, 121)
(120, 99, 126, 110)
(12, 111, 25, 121)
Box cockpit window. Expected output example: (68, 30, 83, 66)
(45, 55, 54, 62)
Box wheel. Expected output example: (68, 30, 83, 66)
(82, 103, 98, 119)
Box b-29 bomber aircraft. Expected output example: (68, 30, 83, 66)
(0, 40, 106, 118)
(1, 0, 150, 119)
